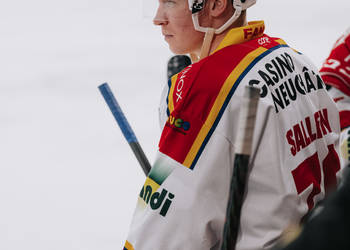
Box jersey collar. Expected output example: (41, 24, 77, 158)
(212, 20, 265, 54)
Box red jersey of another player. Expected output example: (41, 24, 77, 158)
(320, 28, 350, 170)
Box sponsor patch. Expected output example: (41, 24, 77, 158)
(166, 115, 191, 134)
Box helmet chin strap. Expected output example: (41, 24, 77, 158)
(190, 27, 215, 62)
(190, 1, 243, 62)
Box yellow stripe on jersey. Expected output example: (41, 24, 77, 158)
(275, 38, 301, 54)
(275, 38, 287, 45)
(183, 47, 268, 168)
(168, 74, 178, 114)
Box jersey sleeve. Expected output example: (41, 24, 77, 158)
(124, 133, 233, 249)
(124, 63, 238, 248)
(124, 56, 245, 249)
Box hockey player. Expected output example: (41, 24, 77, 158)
(320, 28, 350, 173)
(124, 0, 341, 249)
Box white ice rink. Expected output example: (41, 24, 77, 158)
(0, 0, 349, 249)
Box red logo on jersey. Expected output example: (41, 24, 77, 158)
(244, 26, 264, 39)
(166, 115, 191, 134)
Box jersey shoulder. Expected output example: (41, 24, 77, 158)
(165, 35, 288, 118)
(159, 36, 290, 169)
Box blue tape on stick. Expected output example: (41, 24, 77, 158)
(99, 83, 138, 143)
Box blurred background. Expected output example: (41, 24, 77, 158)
(0, 0, 349, 249)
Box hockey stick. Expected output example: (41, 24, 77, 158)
(98, 83, 151, 176)
(221, 86, 260, 250)
(98, 56, 190, 176)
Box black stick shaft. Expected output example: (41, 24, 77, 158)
(221, 86, 260, 250)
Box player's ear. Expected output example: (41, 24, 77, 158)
(208, 0, 230, 17)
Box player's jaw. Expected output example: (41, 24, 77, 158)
(162, 27, 204, 55)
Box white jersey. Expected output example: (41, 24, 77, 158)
(124, 21, 341, 250)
